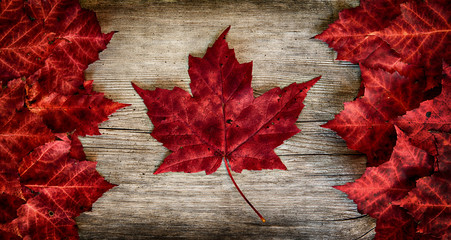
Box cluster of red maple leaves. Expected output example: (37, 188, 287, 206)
(1, 0, 448, 238)
(316, 0, 450, 239)
(0, 0, 127, 239)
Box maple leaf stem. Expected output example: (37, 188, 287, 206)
(223, 158, 266, 223)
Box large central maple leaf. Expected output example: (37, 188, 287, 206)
(133, 27, 319, 221)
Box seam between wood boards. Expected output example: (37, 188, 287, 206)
(98, 119, 330, 132)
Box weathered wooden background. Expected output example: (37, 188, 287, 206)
(77, 0, 375, 239)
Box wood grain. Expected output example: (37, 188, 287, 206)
(77, 0, 376, 239)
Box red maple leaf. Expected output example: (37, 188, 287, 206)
(323, 65, 424, 166)
(362, 43, 424, 83)
(334, 128, 433, 219)
(133, 27, 319, 221)
(395, 78, 450, 155)
(395, 174, 451, 238)
(3, 136, 115, 240)
(26, 77, 128, 136)
(0, 0, 127, 239)
(314, 0, 407, 63)
(0, 79, 54, 171)
(374, 206, 416, 240)
(375, 0, 450, 88)
(0, 0, 113, 92)
(335, 128, 433, 238)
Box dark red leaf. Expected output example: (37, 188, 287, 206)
(0, 194, 24, 224)
(362, 42, 424, 81)
(374, 205, 416, 240)
(334, 128, 433, 218)
(0, 174, 23, 201)
(0, 79, 26, 114)
(26, 79, 129, 136)
(68, 134, 86, 161)
(0, 0, 113, 89)
(323, 66, 424, 166)
(0, 229, 21, 240)
(0, 105, 54, 171)
(133, 27, 319, 174)
(362, 43, 442, 98)
(0, 0, 23, 20)
(394, 79, 451, 155)
(375, 0, 450, 87)
(335, 127, 436, 239)
(133, 27, 318, 221)
(314, 0, 406, 63)
(432, 133, 451, 175)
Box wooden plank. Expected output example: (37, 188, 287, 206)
(77, 0, 375, 239)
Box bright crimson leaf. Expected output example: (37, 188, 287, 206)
(0, 78, 54, 171)
(335, 128, 433, 218)
(395, 174, 451, 237)
(0, 79, 52, 189)
(0, 7, 55, 81)
(335, 128, 434, 239)
(322, 65, 424, 166)
(133, 27, 319, 221)
(18, 138, 71, 183)
(0, 108, 52, 160)
(3, 135, 115, 240)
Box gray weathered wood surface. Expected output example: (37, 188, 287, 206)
(77, 0, 376, 239)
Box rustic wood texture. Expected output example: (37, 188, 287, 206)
(77, 0, 376, 239)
